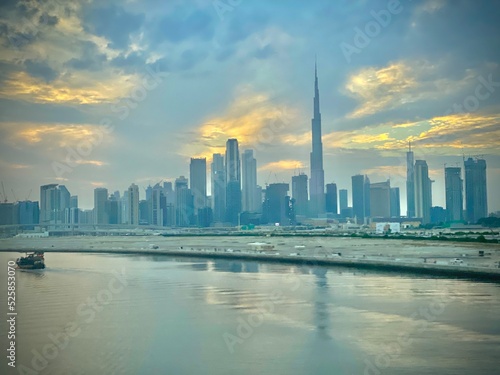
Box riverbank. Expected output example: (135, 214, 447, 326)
(1, 235, 499, 281)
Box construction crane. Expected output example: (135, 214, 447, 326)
(26, 189, 32, 201)
(11, 189, 18, 202)
(264, 171, 272, 188)
(1, 182, 7, 203)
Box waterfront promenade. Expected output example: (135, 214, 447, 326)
(1, 235, 499, 280)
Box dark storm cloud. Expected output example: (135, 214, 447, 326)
(24, 59, 58, 82)
(154, 9, 215, 44)
(111, 52, 146, 68)
(0, 0, 18, 9)
(65, 41, 107, 71)
(223, 11, 269, 44)
(176, 49, 209, 71)
(0, 98, 90, 124)
(39, 12, 59, 26)
(402, 1, 500, 66)
(82, 4, 145, 49)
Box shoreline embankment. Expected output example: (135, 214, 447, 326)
(2, 247, 500, 282)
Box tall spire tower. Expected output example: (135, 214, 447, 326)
(309, 59, 325, 216)
(406, 141, 415, 217)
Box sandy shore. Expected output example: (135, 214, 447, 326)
(1, 235, 499, 280)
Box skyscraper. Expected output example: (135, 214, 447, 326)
(390, 187, 401, 217)
(339, 189, 348, 211)
(175, 176, 193, 227)
(190, 158, 207, 216)
(149, 183, 164, 226)
(17, 201, 39, 227)
(225, 139, 241, 225)
(464, 157, 488, 223)
(406, 142, 415, 217)
(40, 184, 60, 225)
(107, 194, 119, 225)
(242, 149, 259, 212)
(414, 160, 432, 224)
(370, 180, 391, 218)
(211, 153, 226, 223)
(59, 185, 70, 224)
(127, 183, 139, 225)
(325, 183, 338, 215)
(263, 183, 292, 226)
(352, 175, 370, 224)
(94, 187, 108, 225)
(292, 173, 308, 217)
(69, 195, 78, 224)
(445, 166, 464, 222)
(309, 61, 325, 217)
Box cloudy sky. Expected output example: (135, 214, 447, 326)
(0, 0, 499, 212)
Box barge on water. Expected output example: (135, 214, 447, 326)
(16, 251, 45, 269)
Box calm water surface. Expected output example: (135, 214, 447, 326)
(1, 252, 499, 375)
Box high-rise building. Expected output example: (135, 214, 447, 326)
(225, 139, 241, 225)
(464, 157, 488, 223)
(59, 185, 70, 223)
(309, 61, 325, 217)
(445, 167, 464, 222)
(242, 149, 259, 212)
(292, 173, 308, 217)
(190, 158, 207, 216)
(149, 183, 164, 226)
(40, 184, 60, 225)
(370, 180, 391, 218)
(414, 160, 432, 224)
(139, 200, 149, 225)
(352, 175, 370, 224)
(211, 153, 226, 223)
(69, 195, 78, 224)
(0, 203, 16, 225)
(263, 183, 292, 225)
(175, 176, 193, 227)
(107, 194, 119, 225)
(406, 142, 415, 217)
(120, 193, 129, 225)
(127, 183, 140, 225)
(163, 182, 175, 226)
(431, 206, 447, 224)
(390, 187, 401, 217)
(325, 183, 338, 215)
(339, 189, 348, 211)
(17, 201, 40, 228)
(94, 187, 108, 225)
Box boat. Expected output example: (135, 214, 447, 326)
(16, 251, 45, 270)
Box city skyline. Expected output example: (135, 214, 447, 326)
(2, 139, 492, 228)
(0, 1, 499, 212)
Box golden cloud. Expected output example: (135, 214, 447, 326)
(6, 122, 113, 148)
(259, 160, 305, 172)
(374, 113, 500, 154)
(181, 89, 298, 158)
(344, 60, 474, 119)
(344, 62, 417, 118)
(0, 71, 139, 105)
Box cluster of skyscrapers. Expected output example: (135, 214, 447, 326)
(405, 143, 488, 225)
(0, 64, 491, 228)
